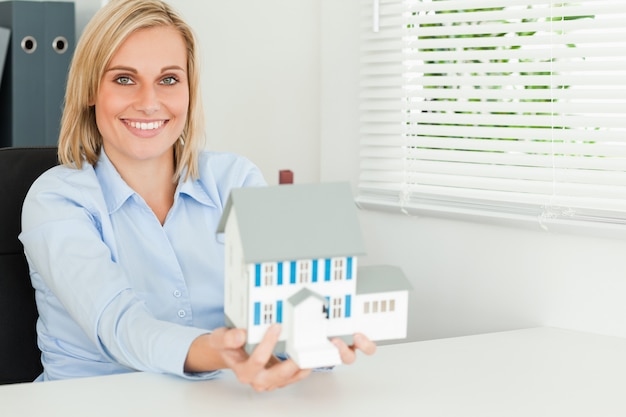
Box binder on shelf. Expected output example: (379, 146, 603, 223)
(0, 1, 75, 148)
(0, 27, 9, 86)
(43, 1, 75, 146)
(0, 1, 46, 148)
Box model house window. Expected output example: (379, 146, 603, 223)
(254, 301, 281, 326)
(332, 297, 343, 318)
(333, 258, 345, 281)
(263, 263, 275, 286)
(299, 260, 311, 283)
(263, 303, 274, 324)
(364, 298, 396, 314)
(358, 1, 626, 231)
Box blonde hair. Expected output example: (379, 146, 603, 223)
(58, 0, 205, 181)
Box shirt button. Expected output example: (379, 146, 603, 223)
(177, 309, 186, 318)
(173, 290, 182, 298)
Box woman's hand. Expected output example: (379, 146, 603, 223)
(185, 324, 311, 392)
(186, 327, 376, 391)
(332, 332, 377, 364)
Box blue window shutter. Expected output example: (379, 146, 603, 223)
(277, 300, 283, 323)
(254, 302, 261, 325)
(324, 296, 331, 319)
(289, 261, 297, 284)
(345, 294, 352, 318)
(312, 260, 318, 283)
(347, 257, 353, 280)
(277, 262, 283, 285)
(325, 259, 331, 281)
(255, 264, 261, 287)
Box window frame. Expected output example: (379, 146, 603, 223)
(357, 0, 626, 237)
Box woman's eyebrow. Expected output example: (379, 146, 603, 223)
(105, 65, 185, 73)
(105, 66, 137, 73)
(161, 65, 185, 72)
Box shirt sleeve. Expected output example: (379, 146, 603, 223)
(19, 166, 213, 379)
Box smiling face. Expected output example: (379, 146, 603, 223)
(94, 25, 189, 170)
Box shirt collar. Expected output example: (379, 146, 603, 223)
(95, 150, 217, 215)
(94, 150, 135, 214)
(176, 170, 217, 209)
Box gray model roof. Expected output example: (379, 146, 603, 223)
(216, 182, 366, 263)
(288, 288, 326, 307)
(356, 265, 412, 294)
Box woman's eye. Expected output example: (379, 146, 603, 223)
(161, 76, 178, 86)
(115, 76, 134, 85)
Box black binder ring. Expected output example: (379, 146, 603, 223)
(20, 35, 37, 54)
(52, 36, 68, 54)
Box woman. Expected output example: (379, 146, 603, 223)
(19, 0, 374, 391)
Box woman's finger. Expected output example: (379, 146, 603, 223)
(353, 333, 377, 355)
(251, 359, 311, 392)
(234, 324, 282, 384)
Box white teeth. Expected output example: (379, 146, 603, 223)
(127, 120, 164, 130)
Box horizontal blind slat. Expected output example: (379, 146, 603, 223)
(358, 0, 626, 224)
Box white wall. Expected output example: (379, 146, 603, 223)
(320, 0, 626, 342)
(73, 0, 626, 341)
(169, 0, 321, 186)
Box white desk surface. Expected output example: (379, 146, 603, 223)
(2, 327, 626, 417)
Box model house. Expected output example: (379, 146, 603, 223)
(216, 182, 411, 369)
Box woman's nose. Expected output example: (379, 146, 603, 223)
(134, 84, 160, 114)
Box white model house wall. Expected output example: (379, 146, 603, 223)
(245, 256, 358, 345)
(352, 290, 409, 341)
(223, 209, 249, 330)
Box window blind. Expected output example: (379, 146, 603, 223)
(357, 0, 626, 229)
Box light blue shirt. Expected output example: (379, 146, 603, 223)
(19, 150, 266, 381)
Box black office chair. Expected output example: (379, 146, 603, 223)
(0, 146, 58, 384)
